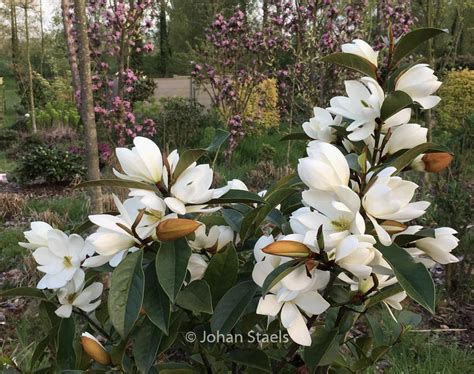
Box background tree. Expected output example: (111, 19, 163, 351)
(21, 0, 36, 132)
(73, 0, 102, 212)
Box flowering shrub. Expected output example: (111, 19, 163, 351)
(243, 79, 280, 135)
(2, 29, 461, 372)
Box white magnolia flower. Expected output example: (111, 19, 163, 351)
(85, 195, 158, 267)
(362, 168, 430, 245)
(252, 236, 330, 346)
(55, 281, 103, 318)
(328, 77, 384, 141)
(398, 226, 459, 266)
(187, 254, 208, 282)
(113, 136, 163, 184)
(189, 225, 234, 252)
(298, 141, 350, 192)
(19, 221, 53, 250)
(341, 39, 379, 66)
(164, 164, 224, 215)
(334, 235, 377, 278)
(395, 64, 442, 109)
(384, 123, 427, 155)
(32, 230, 92, 289)
(302, 107, 341, 143)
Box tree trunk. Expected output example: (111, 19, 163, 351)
(23, 2, 37, 133)
(39, 0, 44, 76)
(61, 0, 81, 103)
(73, 0, 103, 213)
(9, 0, 20, 79)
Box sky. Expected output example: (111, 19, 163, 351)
(41, 0, 60, 30)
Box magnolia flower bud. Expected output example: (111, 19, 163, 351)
(81, 332, 111, 365)
(262, 240, 311, 258)
(422, 153, 453, 173)
(381, 220, 407, 235)
(156, 218, 200, 241)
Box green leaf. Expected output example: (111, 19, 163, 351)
(207, 189, 264, 205)
(394, 228, 435, 247)
(225, 349, 271, 372)
(375, 242, 435, 313)
(133, 317, 163, 374)
(322, 52, 377, 79)
(392, 28, 447, 65)
(143, 263, 170, 334)
(346, 153, 362, 172)
(156, 362, 196, 373)
(261, 259, 302, 296)
(156, 238, 192, 303)
(172, 149, 206, 181)
(0, 287, 48, 300)
(203, 244, 239, 304)
(30, 335, 50, 371)
(157, 311, 185, 355)
(57, 317, 76, 370)
(108, 251, 145, 338)
(222, 208, 246, 232)
(365, 283, 404, 309)
(252, 188, 299, 233)
(280, 132, 311, 141)
(206, 128, 230, 152)
(210, 281, 257, 334)
(303, 327, 340, 372)
(380, 91, 412, 122)
(176, 280, 213, 314)
(75, 179, 159, 193)
(383, 142, 452, 173)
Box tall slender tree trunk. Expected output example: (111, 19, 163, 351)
(61, 0, 81, 103)
(73, 0, 103, 212)
(23, 2, 37, 133)
(9, 1, 20, 79)
(39, 0, 44, 76)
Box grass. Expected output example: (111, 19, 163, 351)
(0, 151, 16, 173)
(23, 194, 90, 227)
(0, 228, 25, 271)
(369, 332, 474, 373)
(2, 76, 21, 128)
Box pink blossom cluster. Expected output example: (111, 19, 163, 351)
(86, 0, 156, 145)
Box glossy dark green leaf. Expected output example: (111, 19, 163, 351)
(0, 287, 48, 300)
(156, 362, 196, 373)
(172, 149, 207, 181)
(207, 189, 264, 205)
(394, 228, 435, 246)
(210, 281, 258, 334)
(225, 349, 271, 372)
(133, 317, 163, 374)
(143, 263, 170, 334)
(303, 327, 340, 373)
(30, 335, 50, 371)
(261, 259, 302, 296)
(57, 317, 76, 369)
(365, 283, 404, 309)
(156, 238, 191, 303)
(157, 311, 185, 355)
(252, 188, 299, 232)
(322, 52, 377, 79)
(222, 207, 246, 232)
(203, 244, 239, 304)
(392, 28, 447, 65)
(206, 128, 230, 152)
(108, 251, 145, 338)
(380, 91, 412, 122)
(176, 280, 213, 314)
(75, 179, 160, 193)
(384, 142, 451, 173)
(375, 242, 435, 313)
